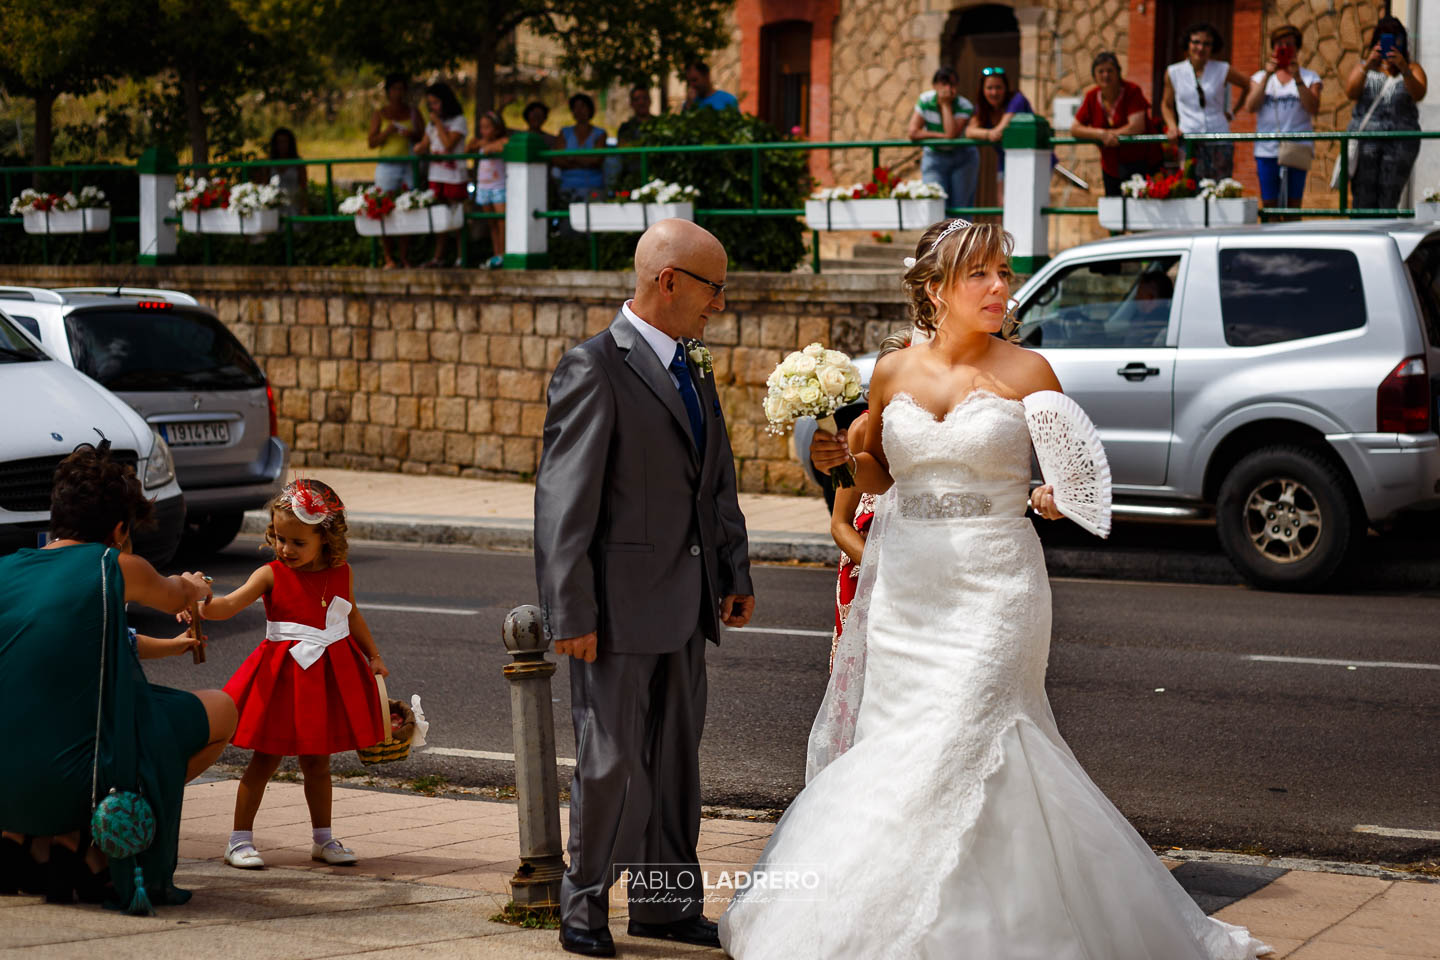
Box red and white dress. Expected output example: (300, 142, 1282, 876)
(224, 561, 385, 756)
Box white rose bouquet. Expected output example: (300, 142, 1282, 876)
(763, 342, 864, 487)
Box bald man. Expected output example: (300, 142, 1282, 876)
(535, 219, 754, 956)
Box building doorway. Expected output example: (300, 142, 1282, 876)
(942, 4, 1020, 210)
(761, 20, 813, 136)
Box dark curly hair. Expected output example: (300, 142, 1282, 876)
(902, 219, 1016, 339)
(263, 479, 349, 567)
(49, 444, 155, 544)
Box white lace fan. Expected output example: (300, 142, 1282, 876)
(1022, 391, 1112, 538)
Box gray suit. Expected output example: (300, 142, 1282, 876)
(534, 310, 752, 929)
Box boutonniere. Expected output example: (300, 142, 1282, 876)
(685, 338, 713, 379)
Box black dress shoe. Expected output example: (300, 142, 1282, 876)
(628, 915, 721, 948)
(559, 924, 616, 957)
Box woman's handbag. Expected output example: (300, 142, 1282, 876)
(89, 548, 157, 915)
(1332, 74, 1402, 188)
(1277, 141, 1313, 171)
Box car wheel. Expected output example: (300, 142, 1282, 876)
(181, 510, 245, 556)
(1216, 446, 1360, 591)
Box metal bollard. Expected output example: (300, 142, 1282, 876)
(502, 604, 564, 911)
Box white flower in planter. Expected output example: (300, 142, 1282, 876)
(627, 179, 699, 203)
(1424, 187, 1440, 203)
(394, 188, 438, 211)
(890, 179, 946, 200)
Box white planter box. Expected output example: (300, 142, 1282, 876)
(568, 201, 694, 232)
(181, 208, 281, 235)
(803, 197, 947, 231)
(21, 208, 110, 235)
(1098, 196, 1258, 231)
(1413, 202, 1440, 222)
(352, 204, 464, 236)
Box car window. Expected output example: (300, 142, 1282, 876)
(65, 307, 264, 391)
(0, 312, 46, 362)
(1219, 248, 1365, 347)
(1405, 237, 1440, 349)
(9, 315, 40, 339)
(1015, 256, 1181, 349)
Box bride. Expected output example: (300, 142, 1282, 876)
(718, 219, 1271, 960)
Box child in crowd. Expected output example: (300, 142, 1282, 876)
(192, 479, 388, 870)
(466, 110, 509, 269)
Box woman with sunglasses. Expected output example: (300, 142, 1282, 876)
(1161, 22, 1251, 180)
(965, 67, 1033, 168)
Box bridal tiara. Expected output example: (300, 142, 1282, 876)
(902, 217, 974, 269)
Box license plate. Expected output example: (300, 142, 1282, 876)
(164, 421, 230, 446)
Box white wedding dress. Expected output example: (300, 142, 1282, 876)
(719, 391, 1270, 960)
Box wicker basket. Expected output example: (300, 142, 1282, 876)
(356, 676, 416, 766)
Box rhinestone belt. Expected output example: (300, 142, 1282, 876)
(898, 491, 993, 519)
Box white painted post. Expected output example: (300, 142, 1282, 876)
(1001, 115, 1052, 275)
(503, 133, 551, 269)
(136, 147, 177, 265)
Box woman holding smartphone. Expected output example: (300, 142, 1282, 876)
(1244, 25, 1322, 209)
(1343, 16, 1428, 210)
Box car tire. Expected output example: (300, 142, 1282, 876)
(181, 510, 245, 557)
(1216, 446, 1360, 592)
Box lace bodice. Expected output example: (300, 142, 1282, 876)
(882, 391, 1032, 516)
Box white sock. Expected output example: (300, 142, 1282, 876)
(312, 827, 333, 847)
(229, 830, 254, 850)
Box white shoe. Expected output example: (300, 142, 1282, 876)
(224, 841, 265, 869)
(311, 838, 358, 865)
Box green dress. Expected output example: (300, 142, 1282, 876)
(0, 543, 208, 907)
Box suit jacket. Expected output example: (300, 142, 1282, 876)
(534, 310, 752, 655)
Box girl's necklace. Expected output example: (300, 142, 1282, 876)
(305, 566, 332, 608)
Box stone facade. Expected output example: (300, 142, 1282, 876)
(21, 266, 909, 496)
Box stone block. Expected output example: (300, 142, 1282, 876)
(256, 325, 288, 357)
(369, 394, 397, 426)
(276, 418, 295, 447)
(582, 305, 609, 337)
(739, 459, 768, 493)
(396, 397, 418, 428)
(382, 427, 409, 459)
(430, 331, 460, 361)
(760, 314, 797, 348)
(262, 297, 282, 325)
(460, 333, 488, 364)
(434, 300, 457, 331)
(266, 356, 298, 387)
(379, 361, 412, 395)
(456, 303, 478, 332)
(345, 299, 370, 328)
(295, 422, 320, 450)
(498, 369, 545, 401)
(467, 399, 493, 433)
(522, 335, 549, 369)
(444, 432, 474, 465)
(535, 302, 560, 336)
(503, 437, 537, 473)
(330, 328, 352, 358)
(327, 297, 345, 326)
(397, 330, 429, 361)
(797, 316, 830, 348)
(705, 313, 739, 345)
(481, 303, 512, 333)
(363, 424, 384, 455)
(493, 399, 521, 434)
(217, 297, 239, 325)
(351, 328, 371, 360)
(456, 365, 479, 397)
(546, 338, 567, 368)
(324, 394, 350, 423)
(558, 303, 585, 338)
(289, 327, 311, 356)
(437, 363, 456, 396)
(729, 421, 757, 458)
(710, 346, 733, 381)
(342, 422, 364, 451)
(490, 335, 522, 368)
(520, 402, 547, 437)
(371, 329, 397, 361)
(359, 361, 380, 392)
(390, 301, 416, 330)
(436, 397, 467, 431)
(310, 329, 329, 356)
(474, 435, 504, 470)
(299, 298, 327, 326)
(298, 358, 319, 387)
(281, 388, 309, 420)
(739, 314, 761, 346)
(414, 301, 434, 331)
(319, 422, 344, 451)
(318, 360, 338, 389)
(418, 397, 436, 429)
(412, 363, 438, 397)
(768, 460, 813, 495)
(512, 301, 534, 332)
(410, 430, 445, 463)
(349, 391, 369, 423)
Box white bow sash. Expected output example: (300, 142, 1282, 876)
(265, 595, 354, 669)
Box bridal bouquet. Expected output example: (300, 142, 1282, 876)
(763, 343, 864, 487)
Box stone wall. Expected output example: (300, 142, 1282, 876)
(20, 266, 909, 496)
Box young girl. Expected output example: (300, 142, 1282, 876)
(196, 479, 388, 869)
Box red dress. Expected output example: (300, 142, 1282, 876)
(831, 492, 876, 672)
(223, 561, 385, 756)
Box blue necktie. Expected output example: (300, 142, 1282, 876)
(670, 342, 706, 451)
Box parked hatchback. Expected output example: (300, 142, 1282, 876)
(0, 286, 287, 554)
(832, 221, 1440, 590)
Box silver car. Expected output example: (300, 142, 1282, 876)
(0, 285, 287, 554)
(828, 221, 1440, 590)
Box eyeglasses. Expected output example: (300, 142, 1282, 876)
(1189, 38, 1214, 48)
(662, 266, 727, 298)
(981, 66, 1006, 77)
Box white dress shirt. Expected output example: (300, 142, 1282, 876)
(623, 300, 682, 388)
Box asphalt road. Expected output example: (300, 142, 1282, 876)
(136, 535, 1440, 866)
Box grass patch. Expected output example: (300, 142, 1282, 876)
(407, 774, 450, 797)
(489, 903, 561, 929)
(335, 768, 369, 779)
(273, 770, 301, 783)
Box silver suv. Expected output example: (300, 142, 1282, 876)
(0, 285, 287, 554)
(1009, 220, 1440, 589)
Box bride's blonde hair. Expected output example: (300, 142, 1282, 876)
(902, 220, 1017, 340)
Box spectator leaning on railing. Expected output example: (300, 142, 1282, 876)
(466, 110, 509, 269)
(368, 74, 423, 269)
(262, 128, 308, 220)
(1342, 16, 1428, 211)
(1162, 22, 1250, 180)
(1071, 52, 1159, 197)
(414, 81, 469, 268)
(555, 93, 609, 203)
(965, 66, 1034, 187)
(1244, 25, 1322, 209)
(908, 67, 978, 209)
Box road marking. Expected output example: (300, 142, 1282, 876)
(363, 603, 479, 616)
(425, 746, 576, 767)
(725, 626, 832, 638)
(1353, 824, 1440, 841)
(1246, 655, 1440, 671)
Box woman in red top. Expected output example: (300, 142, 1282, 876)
(1071, 52, 1159, 196)
(198, 480, 387, 871)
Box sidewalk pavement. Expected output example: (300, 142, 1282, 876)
(2, 777, 1435, 959)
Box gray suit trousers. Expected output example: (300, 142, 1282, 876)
(560, 625, 708, 929)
